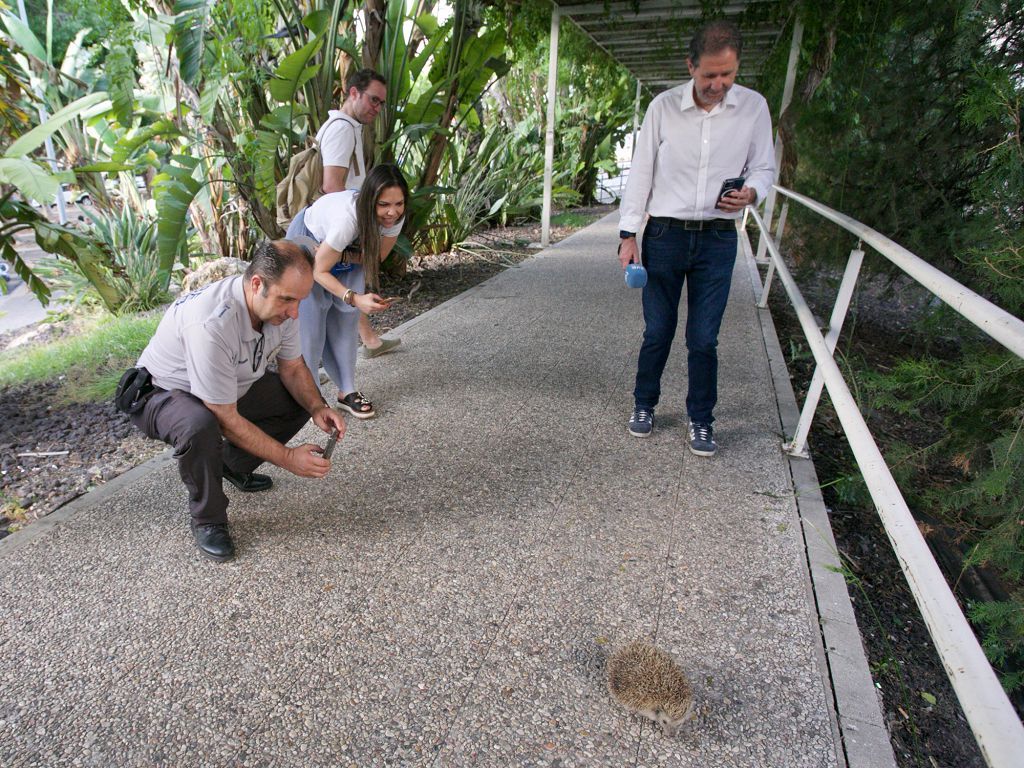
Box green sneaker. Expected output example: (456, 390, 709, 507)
(361, 338, 402, 359)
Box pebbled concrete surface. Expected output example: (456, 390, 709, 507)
(0, 215, 889, 767)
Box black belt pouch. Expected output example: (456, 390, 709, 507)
(114, 367, 154, 414)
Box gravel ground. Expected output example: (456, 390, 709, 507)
(1, 211, 991, 768)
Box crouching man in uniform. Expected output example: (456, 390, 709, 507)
(130, 240, 346, 561)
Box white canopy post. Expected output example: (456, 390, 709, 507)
(630, 78, 641, 158)
(18, 0, 67, 224)
(756, 16, 802, 261)
(541, 7, 560, 248)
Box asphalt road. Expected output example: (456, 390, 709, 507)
(0, 275, 48, 334)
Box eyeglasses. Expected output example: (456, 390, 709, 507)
(252, 333, 265, 373)
(364, 93, 385, 108)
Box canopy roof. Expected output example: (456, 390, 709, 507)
(550, 1, 790, 92)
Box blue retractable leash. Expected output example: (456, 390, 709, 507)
(618, 238, 648, 288)
(624, 262, 647, 288)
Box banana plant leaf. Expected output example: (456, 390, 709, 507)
(106, 44, 136, 127)
(153, 156, 203, 275)
(0, 199, 125, 312)
(0, 158, 72, 201)
(0, 11, 46, 62)
(269, 37, 324, 104)
(5, 92, 111, 158)
(173, 0, 210, 87)
(110, 120, 181, 165)
(0, 239, 49, 304)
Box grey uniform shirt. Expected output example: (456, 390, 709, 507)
(138, 276, 302, 405)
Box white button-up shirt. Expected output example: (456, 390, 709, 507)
(619, 80, 776, 233)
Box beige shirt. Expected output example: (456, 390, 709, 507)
(138, 276, 301, 404)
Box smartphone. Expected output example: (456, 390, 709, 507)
(322, 427, 340, 460)
(715, 177, 745, 209)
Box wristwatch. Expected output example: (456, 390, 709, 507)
(619, 230, 636, 239)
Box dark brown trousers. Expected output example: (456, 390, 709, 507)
(130, 373, 309, 526)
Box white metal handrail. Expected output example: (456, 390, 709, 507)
(770, 186, 1024, 358)
(745, 190, 1024, 768)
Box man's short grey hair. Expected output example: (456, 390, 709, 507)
(689, 20, 742, 65)
(244, 240, 313, 287)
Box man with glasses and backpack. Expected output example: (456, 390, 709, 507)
(318, 68, 402, 360)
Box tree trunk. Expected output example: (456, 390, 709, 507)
(359, 0, 387, 168)
(211, 110, 283, 239)
(363, 0, 387, 68)
(418, 86, 460, 189)
(778, 23, 836, 187)
(417, 0, 475, 189)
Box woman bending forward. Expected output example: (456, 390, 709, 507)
(287, 164, 409, 419)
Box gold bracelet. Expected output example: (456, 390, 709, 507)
(343, 289, 355, 306)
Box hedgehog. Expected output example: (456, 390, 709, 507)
(607, 640, 694, 736)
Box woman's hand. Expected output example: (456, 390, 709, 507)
(352, 292, 391, 314)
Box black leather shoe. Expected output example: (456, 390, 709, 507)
(192, 523, 235, 562)
(222, 464, 273, 492)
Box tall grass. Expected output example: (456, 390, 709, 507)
(0, 312, 161, 402)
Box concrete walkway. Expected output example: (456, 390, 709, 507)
(0, 216, 893, 767)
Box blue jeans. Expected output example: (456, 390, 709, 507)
(633, 222, 738, 424)
(287, 209, 363, 396)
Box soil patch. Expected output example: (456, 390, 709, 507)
(0, 385, 163, 536)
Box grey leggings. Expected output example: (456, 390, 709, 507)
(287, 210, 364, 396)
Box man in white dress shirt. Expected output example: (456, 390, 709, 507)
(618, 20, 775, 456)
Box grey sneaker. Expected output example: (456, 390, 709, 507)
(688, 421, 717, 456)
(628, 408, 654, 438)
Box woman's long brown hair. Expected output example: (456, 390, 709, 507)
(355, 163, 410, 291)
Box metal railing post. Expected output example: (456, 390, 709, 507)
(784, 246, 865, 457)
(540, 8, 560, 248)
(757, 201, 792, 307)
(774, 200, 790, 247)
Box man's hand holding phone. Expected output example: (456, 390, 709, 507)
(715, 176, 754, 212)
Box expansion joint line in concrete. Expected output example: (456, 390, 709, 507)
(752, 297, 853, 768)
(428, 376, 598, 764)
